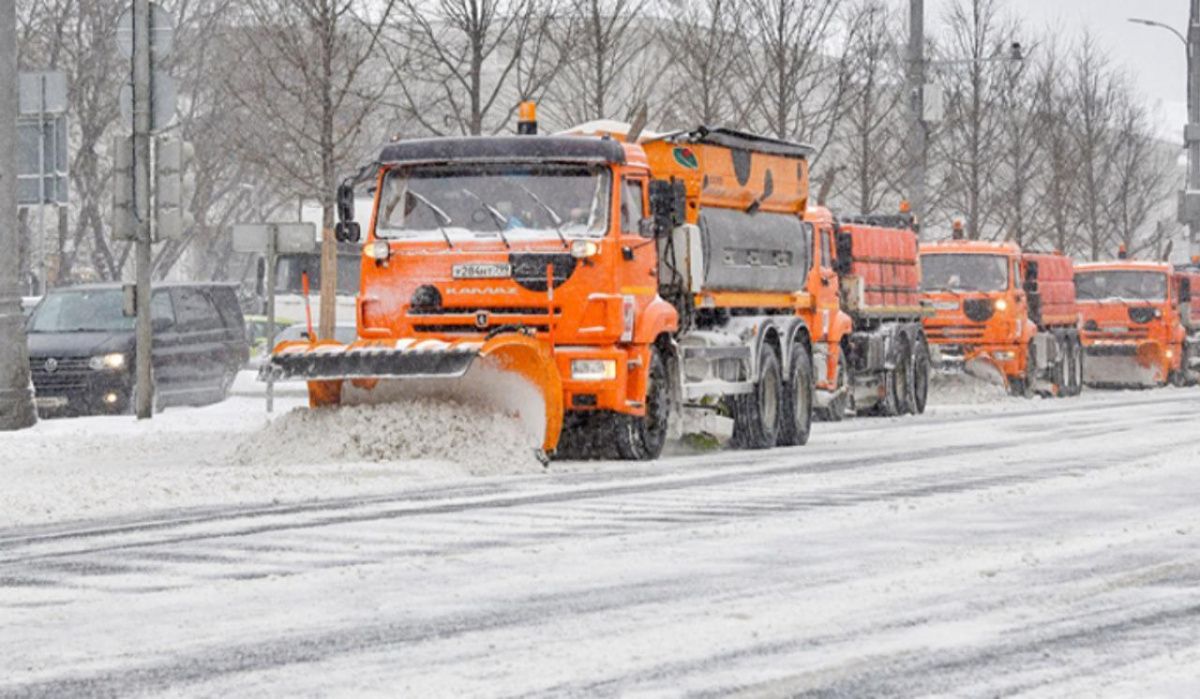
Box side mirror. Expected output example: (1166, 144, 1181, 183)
(334, 221, 361, 243)
(648, 179, 686, 237)
(833, 230, 852, 276)
(336, 180, 355, 224)
(1181, 277, 1192, 304)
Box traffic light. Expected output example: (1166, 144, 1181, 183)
(153, 137, 195, 241)
(112, 136, 136, 241)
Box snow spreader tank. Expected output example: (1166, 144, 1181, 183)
(264, 106, 821, 459)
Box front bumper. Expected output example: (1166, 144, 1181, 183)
(30, 374, 132, 416)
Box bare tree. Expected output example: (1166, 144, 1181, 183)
(1029, 45, 1081, 255)
(384, 0, 565, 137)
(1068, 34, 1122, 261)
(931, 0, 1009, 240)
(835, 1, 905, 214)
(1108, 97, 1176, 258)
(656, 0, 752, 127)
(744, 0, 855, 161)
(226, 0, 396, 337)
(989, 33, 1041, 247)
(549, 0, 658, 125)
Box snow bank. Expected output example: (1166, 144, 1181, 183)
(235, 400, 542, 475)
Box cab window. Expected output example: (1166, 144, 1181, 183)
(820, 229, 833, 269)
(620, 179, 645, 233)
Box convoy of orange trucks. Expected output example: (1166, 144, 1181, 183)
(920, 237, 1084, 397)
(264, 106, 933, 460)
(262, 102, 1192, 460)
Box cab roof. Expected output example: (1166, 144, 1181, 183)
(378, 135, 628, 167)
(1075, 260, 1172, 273)
(919, 240, 1020, 255)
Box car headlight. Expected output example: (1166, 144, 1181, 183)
(571, 359, 617, 381)
(994, 298, 1009, 312)
(89, 353, 127, 371)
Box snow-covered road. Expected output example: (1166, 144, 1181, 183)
(3, 389, 1200, 696)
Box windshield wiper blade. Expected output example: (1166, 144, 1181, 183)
(408, 191, 455, 249)
(460, 188, 511, 249)
(516, 182, 569, 249)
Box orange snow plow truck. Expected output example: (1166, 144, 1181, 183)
(920, 240, 1084, 396)
(1075, 255, 1196, 388)
(265, 110, 838, 460)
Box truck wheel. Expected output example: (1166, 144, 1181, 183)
(731, 343, 782, 449)
(778, 343, 814, 446)
(816, 345, 849, 422)
(1070, 338, 1085, 396)
(882, 337, 911, 417)
(1009, 342, 1036, 398)
(1050, 335, 1068, 397)
(614, 347, 670, 461)
(911, 340, 930, 415)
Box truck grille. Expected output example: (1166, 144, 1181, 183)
(410, 306, 562, 334)
(925, 324, 986, 342)
(29, 357, 91, 393)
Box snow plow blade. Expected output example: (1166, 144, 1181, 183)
(264, 334, 564, 454)
(962, 356, 1007, 387)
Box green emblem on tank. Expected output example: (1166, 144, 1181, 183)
(673, 147, 699, 170)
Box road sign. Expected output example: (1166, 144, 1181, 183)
(233, 223, 320, 255)
(119, 74, 177, 132)
(18, 72, 67, 115)
(16, 115, 68, 205)
(116, 3, 174, 61)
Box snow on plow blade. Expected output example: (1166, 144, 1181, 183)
(962, 356, 1007, 387)
(264, 335, 564, 454)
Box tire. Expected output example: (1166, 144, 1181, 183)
(731, 343, 783, 450)
(1070, 338, 1085, 396)
(911, 339, 931, 415)
(880, 336, 910, 417)
(1050, 334, 1068, 398)
(614, 346, 671, 461)
(815, 345, 849, 423)
(1009, 342, 1036, 398)
(778, 342, 814, 446)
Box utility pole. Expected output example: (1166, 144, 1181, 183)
(907, 0, 927, 236)
(0, 0, 38, 430)
(133, 0, 154, 418)
(1189, 0, 1200, 258)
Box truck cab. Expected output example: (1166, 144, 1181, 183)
(920, 241, 1039, 393)
(1076, 261, 1187, 387)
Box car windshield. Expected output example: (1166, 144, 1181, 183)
(921, 254, 1010, 293)
(1076, 270, 1167, 302)
(375, 163, 611, 241)
(28, 289, 132, 333)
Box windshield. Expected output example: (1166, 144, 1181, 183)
(29, 289, 132, 333)
(375, 163, 611, 241)
(921, 253, 1010, 293)
(1076, 270, 1167, 302)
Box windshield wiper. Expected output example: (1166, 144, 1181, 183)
(407, 191, 455, 249)
(460, 188, 511, 249)
(516, 182, 569, 249)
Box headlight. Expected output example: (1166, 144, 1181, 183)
(992, 350, 1016, 361)
(994, 298, 1009, 312)
(570, 240, 599, 259)
(571, 359, 617, 381)
(364, 240, 391, 260)
(89, 353, 127, 371)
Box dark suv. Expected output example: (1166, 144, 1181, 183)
(25, 283, 249, 416)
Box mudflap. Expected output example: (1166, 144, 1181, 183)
(264, 335, 564, 454)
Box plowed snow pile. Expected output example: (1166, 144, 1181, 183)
(236, 400, 542, 475)
(927, 372, 1009, 405)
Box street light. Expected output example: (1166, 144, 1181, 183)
(1129, 14, 1200, 258)
(1128, 18, 1188, 49)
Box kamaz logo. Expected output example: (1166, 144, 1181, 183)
(445, 287, 517, 296)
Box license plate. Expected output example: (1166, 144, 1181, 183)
(1105, 326, 1130, 334)
(35, 396, 68, 410)
(932, 300, 959, 311)
(453, 263, 511, 279)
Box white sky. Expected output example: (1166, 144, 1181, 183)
(909, 0, 1191, 140)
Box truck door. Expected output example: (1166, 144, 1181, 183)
(814, 224, 840, 342)
(618, 175, 656, 301)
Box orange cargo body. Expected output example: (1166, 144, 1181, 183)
(1022, 252, 1077, 328)
(837, 220, 922, 313)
